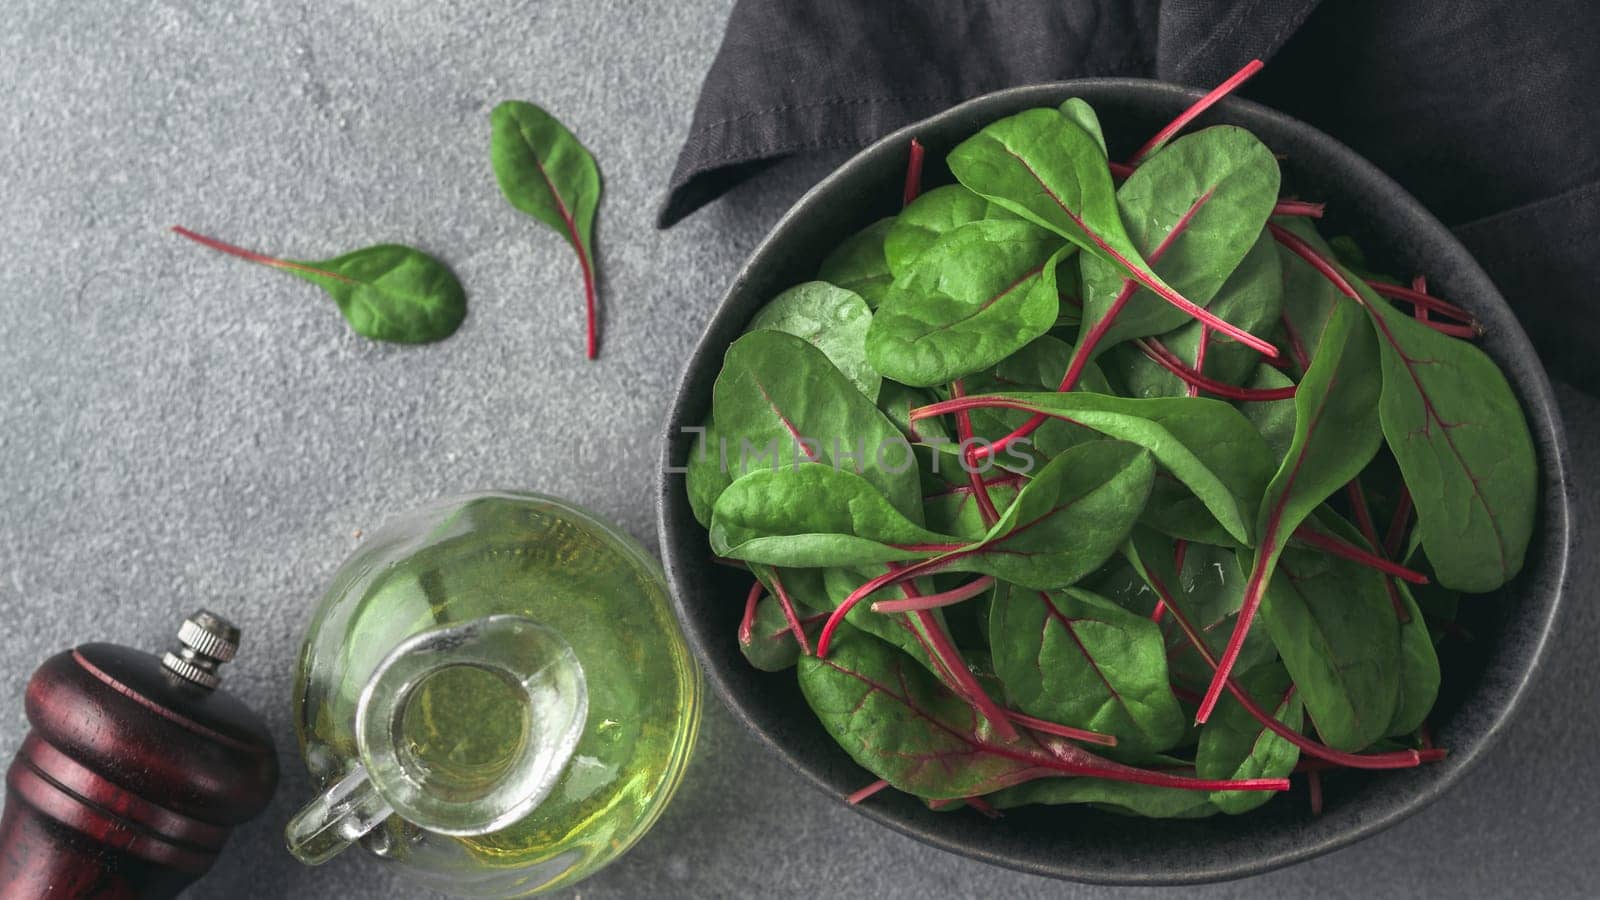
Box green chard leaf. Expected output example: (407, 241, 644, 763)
(1255, 540, 1402, 752)
(866, 220, 1066, 386)
(711, 330, 922, 520)
(883, 185, 1022, 277)
(171, 228, 466, 343)
(1198, 299, 1383, 722)
(929, 391, 1273, 546)
(955, 440, 1155, 589)
(1388, 581, 1442, 738)
(1352, 275, 1537, 592)
(797, 625, 1064, 799)
(708, 465, 955, 567)
(738, 567, 826, 672)
(747, 281, 880, 401)
(988, 777, 1217, 819)
(989, 583, 1187, 755)
(1122, 528, 1276, 692)
(957, 335, 1111, 462)
(1196, 663, 1303, 814)
(685, 416, 729, 527)
(1274, 217, 1345, 364)
(948, 108, 1240, 338)
(490, 100, 602, 357)
(1057, 98, 1108, 157)
(1107, 231, 1284, 397)
(817, 218, 895, 307)
(1076, 127, 1282, 349)
(1236, 366, 1299, 465)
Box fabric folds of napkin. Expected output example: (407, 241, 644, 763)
(660, 0, 1600, 389)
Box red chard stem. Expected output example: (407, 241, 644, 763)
(738, 580, 763, 646)
(872, 576, 995, 614)
(845, 779, 890, 805)
(1130, 59, 1265, 163)
(903, 138, 926, 207)
(1292, 526, 1429, 584)
(171, 226, 350, 282)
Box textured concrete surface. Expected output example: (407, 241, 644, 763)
(0, 1, 1594, 897)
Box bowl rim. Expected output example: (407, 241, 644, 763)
(656, 76, 1573, 885)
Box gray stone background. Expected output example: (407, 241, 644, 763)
(1, 0, 1595, 897)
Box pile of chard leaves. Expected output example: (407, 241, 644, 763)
(686, 81, 1538, 819)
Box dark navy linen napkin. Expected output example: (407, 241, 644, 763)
(660, 0, 1600, 388)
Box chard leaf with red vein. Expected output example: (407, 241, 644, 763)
(799, 625, 1287, 799)
(490, 100, 602, 358)
(711, 329, 922, 521)
(866, 220, 1066, 386)
(170, 228, 466, 344)
(916, 392, 1273, 546)
(1354, 276, 1537, 592)
(817, 218, 895, 307)
(1122, 527, 1276, 692)
(1111, 232, 1284, 397)
(748, 281, 880, 401)
(1196, 662, 1303, 814)
(709, 465, 956, 567)
(954, 440, 1154, 589)
(949, 110, 1273, 355)
(957, 335, 1111, 463)
(988, 583, 1187, 755)
(1198, 300, 1383, 723)
(1255, 539, 1402, 751)
(1075, 126, 1281, 350)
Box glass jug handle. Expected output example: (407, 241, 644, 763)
(286, 615, 588, 865)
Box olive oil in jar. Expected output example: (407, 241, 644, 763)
(287, 493, 701, 897)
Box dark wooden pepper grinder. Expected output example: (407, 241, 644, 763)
(0, 610, 279, 899)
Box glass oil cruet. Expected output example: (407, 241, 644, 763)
(286, 492, 701, 897)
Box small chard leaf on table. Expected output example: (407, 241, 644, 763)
(1255, 540, 1403, 752)
(711, 330, 923, 520)
(1196, 663, 1303, 815)
(865, 220, 1066, 386)
(988, 583, 1188, 756)
(1352, 276, 1537, 592)
(817, 218, 895, 307)
(747, 281, 880, 402)
(883, 185, 1022, 277)
(953, 440, 1155, 589)
(1074, 126, 1282, 351)
(708, 465, 956, 568)
(489, 100, 602, 358)
(170, 228, 466, 343)
(1197, 301, 1384, 723)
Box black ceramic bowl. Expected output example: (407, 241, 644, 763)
(656, 79, 1572, 884)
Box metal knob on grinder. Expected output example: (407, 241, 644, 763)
(0, 610, 278, 899)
